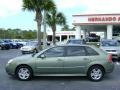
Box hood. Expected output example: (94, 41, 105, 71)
(13, 54, 33, 61)
(22, 46, 35, 48)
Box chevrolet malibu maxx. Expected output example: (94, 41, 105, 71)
(6, 45, 114, 81)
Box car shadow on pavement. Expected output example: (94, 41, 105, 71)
(8, 76, 89, 82)
(32, 76, 88, 82)
(7, 75, 115, 82)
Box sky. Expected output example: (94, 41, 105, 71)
(0, 0, 120, 30)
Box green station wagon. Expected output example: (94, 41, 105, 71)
(6, 45, 114, 81)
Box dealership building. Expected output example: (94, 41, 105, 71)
(73, 14, 120, 40)
(47, 14, 120, 42)
(47, 31, 76, 42)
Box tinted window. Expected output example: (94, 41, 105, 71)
(67, 46, 86, 56)
(85, 46, 99, 56)
(43, 46, 64, 57)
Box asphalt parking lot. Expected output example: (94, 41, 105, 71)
(0, 49, 120, 90)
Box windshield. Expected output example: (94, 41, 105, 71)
(101, 40, 119, 46)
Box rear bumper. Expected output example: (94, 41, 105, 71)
(107, 52, 120, 59)
(105, 62, 115, 73)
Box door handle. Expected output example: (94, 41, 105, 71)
(57, 59, 63, 61)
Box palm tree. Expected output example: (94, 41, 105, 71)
(46, 9, 66, 45)
(22, 0, 56, 50)
(61, 25, 69, 31)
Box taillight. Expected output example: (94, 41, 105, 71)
(108, 54, 112, 63)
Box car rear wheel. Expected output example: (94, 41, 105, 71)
(87, 66, 104, 81)
(16, 65, 33, 81)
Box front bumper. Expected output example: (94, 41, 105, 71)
(21, 50, 34, 54)
(5, 63, 15, 76)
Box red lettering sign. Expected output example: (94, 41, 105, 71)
(88, 17, 118, 22)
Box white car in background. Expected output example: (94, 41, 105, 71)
(20, 41, 39, 54)
(100, 39, 120, 60)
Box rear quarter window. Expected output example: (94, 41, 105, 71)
(85, 46, 99, 56)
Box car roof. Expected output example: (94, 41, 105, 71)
(52, 44, 94, 47)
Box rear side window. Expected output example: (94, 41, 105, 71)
(66, 46, 86, 56)
(85, 46, 99, 56)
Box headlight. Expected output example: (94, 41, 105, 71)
(7, 59, 13, 64)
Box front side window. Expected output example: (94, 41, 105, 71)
(67, 46, 86, 56)
(43, 46, 64, 57)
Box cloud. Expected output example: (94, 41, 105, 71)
(82, 0, 120, 14)
(0, 0, 22, 17)
(55, 0, 81, 9)
(1, 0, 120, 17)
(55, 0, 120, 14)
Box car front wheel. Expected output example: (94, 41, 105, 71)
(16, 65, 33, 81)
(87, 66, 104, 81)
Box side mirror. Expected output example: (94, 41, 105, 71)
(40, 54, 46, 59)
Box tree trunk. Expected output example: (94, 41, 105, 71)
(52, 26, 56, 45)
(36, 10, 42, 50)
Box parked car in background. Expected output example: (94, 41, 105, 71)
(66, 39, 86, 45)
(0, 40, 10, 50)
(6, 45, 114, 81)
(113, 33, 120, 41)
(86, 33, 100, 42)
(0, 40, 3, 50)
(12, 39, 27, 47)
(100, 39, 120, 60)
(3, 39, 20, 49)
(20, 41, 39, 54)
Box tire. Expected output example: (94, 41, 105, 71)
(1, 47, 4, 50)
(87, 66, 104, 81)
(6, 46, 10, 50)
(22, 52, 25, 55)
(15, 65, 33, 81)
(34, 49, 38, 53)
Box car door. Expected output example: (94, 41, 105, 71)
(63, 46, 91, 74)
(35, 46, 65, 74)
